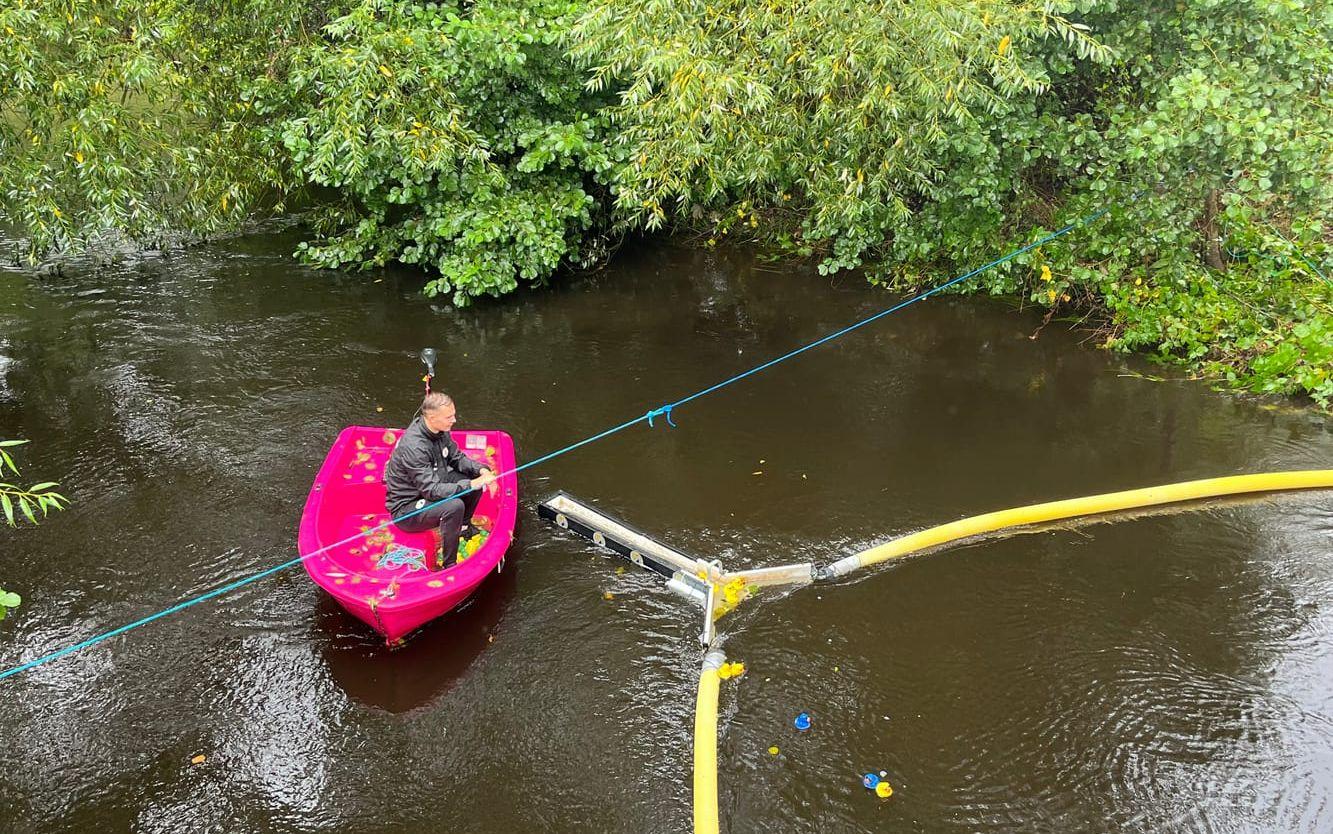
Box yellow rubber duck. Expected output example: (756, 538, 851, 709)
(455, 532, 485, 563)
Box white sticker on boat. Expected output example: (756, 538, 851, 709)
(465, 434, 486, 449)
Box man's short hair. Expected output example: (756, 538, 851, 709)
(422, 392, 454, 413)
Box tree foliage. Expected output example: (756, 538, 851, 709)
(0, 439, 69, 622)
(261, 0, 616, 303)
(0, 0, 308, 259)
(571, 0, 1110, 273)
(1022, 0, 1333, 404)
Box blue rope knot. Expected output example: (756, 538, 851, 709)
(377, 544, 427, 571)
(646, 404, 677, 428)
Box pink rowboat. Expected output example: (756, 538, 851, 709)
(298, 425, 518, 644)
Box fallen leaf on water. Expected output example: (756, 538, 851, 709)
(191, 755, 206, 765)
(751, 471, 763, 476)
(768, 746, 779, 755)
(603, 591, 615, 600)
(375, 406, 383, 412)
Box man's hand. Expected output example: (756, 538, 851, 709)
(471, 470, 498, 495)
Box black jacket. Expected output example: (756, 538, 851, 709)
(383, 416, 485, 515)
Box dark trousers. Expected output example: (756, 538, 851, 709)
(395, 489, 481, 569)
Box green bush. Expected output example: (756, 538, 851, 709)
(260, 0, 616, 303)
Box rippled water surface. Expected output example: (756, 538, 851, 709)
(1, 236, 1331, 833)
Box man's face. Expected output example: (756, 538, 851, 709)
(424, 403, 457, 433)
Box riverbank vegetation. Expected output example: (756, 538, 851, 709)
(0, 439, 68, 619)
(2, 0, 1329, 403)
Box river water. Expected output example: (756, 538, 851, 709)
(1, 234, 1331, 833)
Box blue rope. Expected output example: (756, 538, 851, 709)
(0, 196, 1128, 683)
(377, 545, 427, 572)
(646, 405, 676, 428)
(1223, 227, 1328, 285)
(662, 204, 1119, 415)
(1267, 222, 1330, 285)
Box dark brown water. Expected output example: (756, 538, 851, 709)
(1, 235, 1331, 833)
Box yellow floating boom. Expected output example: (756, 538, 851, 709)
(694, 648, 726, 834)
(823, 469, 1333, 579)
(691, 470, 1333, 833)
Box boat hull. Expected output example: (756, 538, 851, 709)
(297, 425, 518, 643)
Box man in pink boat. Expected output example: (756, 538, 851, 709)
(384, 392, 497, 569)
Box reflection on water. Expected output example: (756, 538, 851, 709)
(0, 234, 1331, 833)
(317, 560, 520, 714)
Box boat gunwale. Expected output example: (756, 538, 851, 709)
(298, 425, 519, 602)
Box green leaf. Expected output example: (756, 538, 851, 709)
(0, 440, 30, 448)
(0, 591, 20, 608)
(19, 497, 37, 525)
(1, 494, 13, 527)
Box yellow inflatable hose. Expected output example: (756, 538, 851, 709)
(821, 470, 1333, 580)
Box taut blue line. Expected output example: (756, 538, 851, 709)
(0, 199, 1124, 682)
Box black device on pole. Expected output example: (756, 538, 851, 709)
(420, 348, 438, 394)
